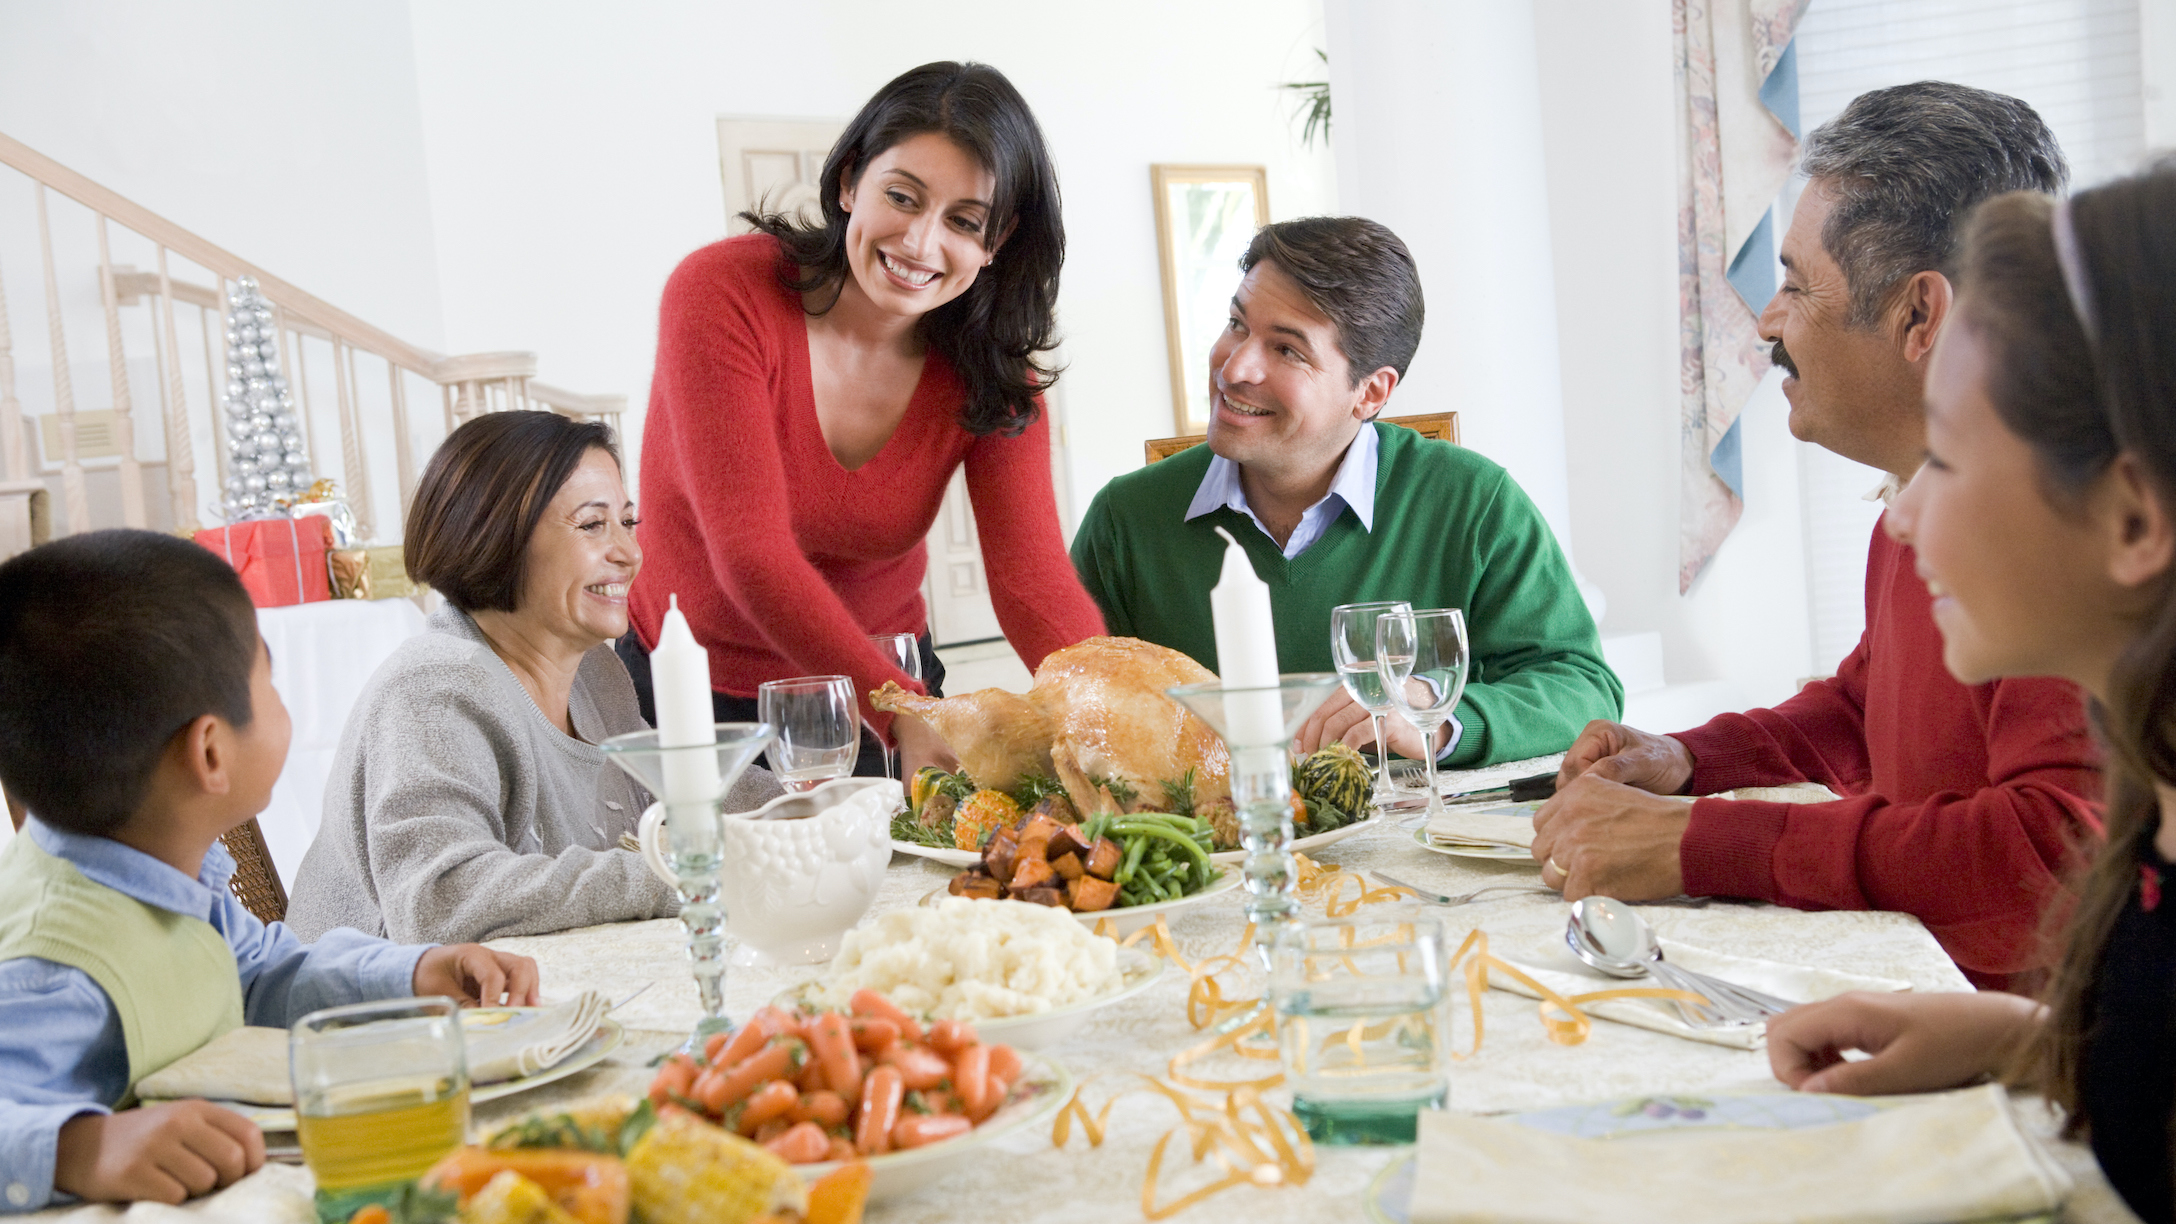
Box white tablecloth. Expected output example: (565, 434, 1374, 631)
(26, 757, 2144, 1223)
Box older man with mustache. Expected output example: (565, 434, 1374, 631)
(1531, 82, 2102, 989)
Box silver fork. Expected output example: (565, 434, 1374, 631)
(1371, 871, 1554, 907)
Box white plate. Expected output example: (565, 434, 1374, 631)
(1409, 825, 1538, 863)
(921, 867, 1243, 935)
(1208, 810, 1381, 865)
(781, 949, 1167, 1052)
(891, 838, 981, 867)
(204, 1011, 625, 1132)
(794, 1051, 1073, 1202)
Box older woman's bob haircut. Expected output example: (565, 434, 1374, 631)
(405, 410, 621, 613)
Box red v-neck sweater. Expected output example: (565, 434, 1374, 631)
(1674, 520, 2103, 988)
(630, 235, 1104, 731)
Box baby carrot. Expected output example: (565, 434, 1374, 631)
(880, 1044, 952, 1092)
(967, 1073, 1008, 1123)
(891, 1114, 972, 1150)
(848, 990, 924, 1043)
(855, 1065, 905, 1155)
(951, 1044, 990, 1116)
(809, 1012, 863, 1100)
(847, 1017, 900, 1054)
(789, 1089, 850, 1128)
(986, 1044, 1022, 1085)
(738, 1079, 800, 1132)
(764, 1120, 832, 1165)
(926, 1019, 979, 1055)
(717, 1039, 801, 1110)
(825, 1136, 858, 1163)
(712, 1022, 770, 1072)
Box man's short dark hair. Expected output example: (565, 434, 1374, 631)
(1239, 217, 1425, 388)
(1801, 80, 2068, 326)
(404, 410, 621, 613)
(0, 530, 259, 836)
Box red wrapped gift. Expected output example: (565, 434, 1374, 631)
(195, 516, 334, 608)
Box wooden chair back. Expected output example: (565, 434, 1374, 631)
(1143, 411, 1459, 465)
(219, 818, 288, 925)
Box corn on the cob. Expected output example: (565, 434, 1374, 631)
(625, 1107, 805, 1224)
(459, 1170, 580, 1224)
(953, 789, 1020, 851)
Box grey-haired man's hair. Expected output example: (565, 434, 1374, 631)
(1801, 81, 2068, 326)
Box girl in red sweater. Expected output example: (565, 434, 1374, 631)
(1767, 166, 2176, 1221)
(622, 62, 1104, 776)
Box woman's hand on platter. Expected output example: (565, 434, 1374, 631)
(1766, 990, 2044, 1095)
(413, 944, 541, 1008)
(892, 713, 959, 781)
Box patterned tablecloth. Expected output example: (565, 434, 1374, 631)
(25, 757, 2143, 1223)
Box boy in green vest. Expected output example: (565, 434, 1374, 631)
(1072, 217, 1620, 767)
(0, 530, 540, 1212)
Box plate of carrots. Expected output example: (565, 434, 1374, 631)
(647, 988, 1072, 1202)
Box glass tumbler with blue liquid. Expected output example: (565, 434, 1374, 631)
(1270, 910, 1450, 1144)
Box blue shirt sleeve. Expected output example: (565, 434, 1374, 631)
(216, 889, 429, 1027)
(0, 958, 125, 1213)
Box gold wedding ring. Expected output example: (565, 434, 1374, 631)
(1546, 857, 1566, 877)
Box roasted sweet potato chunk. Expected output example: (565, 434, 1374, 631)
(948, 872, 1004, 900)
(1015, 886, 1067, 908)
(1009, 856, 1057, 892)
(1046, 824, 1092, 863)
(1049, 851, 1085, 882)
(1083, 837, 1122, 880)
(983, 830, 1019, 886)
(1067, 876, 1119, 912)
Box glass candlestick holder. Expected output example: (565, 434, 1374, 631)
(1167, 674, 1342, 963)
(600, 723, 773, 1042)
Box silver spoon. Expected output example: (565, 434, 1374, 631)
(1564, 897, 1745, 1026)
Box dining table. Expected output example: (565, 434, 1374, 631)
(23, 755, 2144, 1224)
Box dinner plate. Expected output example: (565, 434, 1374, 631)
(210, 1010, 624, 1132)
(1408, 825, 1537, 863)
(794, 1050, 1073, 1202)
(890, 838, 982, 867)
(921, 866, 1243, 935)
(1208, 809, 1381, 865)
(779, 949, 1168, 1051)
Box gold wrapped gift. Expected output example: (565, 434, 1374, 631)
(328, 549, 369, 599)
(364, 545, 422, 600)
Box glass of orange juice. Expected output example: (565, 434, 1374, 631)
(291, 996, 469, 1209)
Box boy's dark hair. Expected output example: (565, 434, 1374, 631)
(404, 410, 620, 614)
(0, 530, 259, 836)
(1240, 216, 1426, 390)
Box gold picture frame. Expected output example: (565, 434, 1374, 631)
(1151, 165, 1271, 433)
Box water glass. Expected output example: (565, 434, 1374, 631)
(758, 675, 858, 791)
(291, 997, 470, 1199)
(1377, 608, 1470, 828)
(867, 633, 922, 780)
(1270, 911, 1450, 1144)
(1328, 600, 1412, 804)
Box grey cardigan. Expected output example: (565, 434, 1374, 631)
(287, 605, 783, 944)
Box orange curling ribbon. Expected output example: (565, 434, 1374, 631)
(1053, 1075, 1315, 1220)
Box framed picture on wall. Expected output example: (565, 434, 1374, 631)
(1150, 165, 1270, 434)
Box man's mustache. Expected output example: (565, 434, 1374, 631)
(1771, 339, 1799, 379)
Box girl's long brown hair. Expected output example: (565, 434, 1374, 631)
(1957, 164, 2176, 1128)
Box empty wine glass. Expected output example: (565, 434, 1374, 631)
(1329, 600, 1413, 807)
(867, 633, 922, 780)
(1376, 608, 1470, 828)
(757, 675, 858, 792)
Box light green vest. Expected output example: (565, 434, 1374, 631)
(0, 834, 245, 1102)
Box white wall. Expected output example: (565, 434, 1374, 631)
(404, 0, 1340, 506)
(0, 0, 448, 351)
(1531, 0, 1813, 709)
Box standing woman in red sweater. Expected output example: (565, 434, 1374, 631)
(620, 61, 1104, 776)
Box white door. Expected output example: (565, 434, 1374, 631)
(715, 117, 1012, 648)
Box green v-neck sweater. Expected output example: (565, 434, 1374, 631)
(1070, 423, 1621, 767)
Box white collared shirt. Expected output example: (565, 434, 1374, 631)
(1182, 423, 1379, 559)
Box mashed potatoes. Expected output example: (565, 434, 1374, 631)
(812, 898, 1126, 1021)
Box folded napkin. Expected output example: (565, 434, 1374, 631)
(465, 990, 611, 1085)
(131, 991, 610, 1105)
(1487, 931, 1911, 1050)
(1410, 1083, 2073, 1224)
(1426, 802, 1540, 852)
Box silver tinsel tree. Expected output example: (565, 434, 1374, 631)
(217, 276, 314, 522)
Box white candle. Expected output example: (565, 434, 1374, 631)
(1209, 527, 1285, 746)
(652, 594, 721, 805)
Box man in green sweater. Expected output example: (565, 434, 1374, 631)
(1071, 217, 1619, 768)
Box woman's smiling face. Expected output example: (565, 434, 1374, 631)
(1889, 315, 2136, 692)
(515, 446, 642, 649)
(837, 131, 1000, 320)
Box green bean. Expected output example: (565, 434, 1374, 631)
(1102, 822, 1213, 886)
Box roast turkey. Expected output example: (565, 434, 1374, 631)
(870, 635, 1231, 817)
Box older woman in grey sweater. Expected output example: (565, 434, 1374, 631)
(288, 412, 780, 943)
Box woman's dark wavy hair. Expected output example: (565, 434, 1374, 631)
(743, 61, 1062, 437)
(1956, 162, 2176, 1133)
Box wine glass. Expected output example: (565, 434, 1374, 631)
(867, 633, 922, 780)
(758, 675, 858, 792)
(1376, 608, 1470, 827)
(1328, 600, 1413, 807)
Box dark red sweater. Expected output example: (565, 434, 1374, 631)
(630, 235, 1105, 731)
(1674, 519, 2102, 987)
